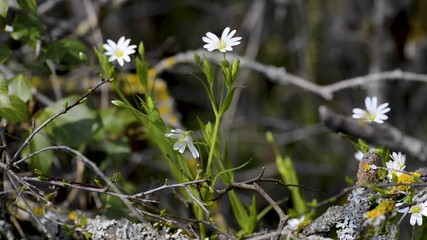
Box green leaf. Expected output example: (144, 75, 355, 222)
(353, 139, 370, 153)
(276, 155, 307, 214)
(194, 53, 201, 65)
(144, 95, 156, 110)
(34, 168, 42, 175)
(202, 58, 214, 86)
(0, 73, 8, 94)
(0, 1, 8, 17)
(95, 48, 114, 79)
(92, 108, 137, 141)
(60, 38, 86, 62)
(247, 195, 258, 233)
(106, 137, 130, 163)
(22, 133, 54, 173)
(229, 190, 250, 233)
(0, 75, 30, 123)
(268, 132, 307, 214)
(35, 96, 101, 148)
(0, 43, 12, 64)
(0, 93, 10, 108)
(17, 0, 37, 15)
(45, 37, 86, 65)
(0, 1, 8, 30)
(221, 58, 230, 68)
(136, 57, 149, 92)
(231, 59, 240, 83)
(219, 87, 237, 115)
(11, 12, 45, 48)
(7, 74, 33, 102)
(213, 159, 251, 186)
(265, 131, 274, 144)
(0, 95, 30, 123)
(221, 65, 231, 87)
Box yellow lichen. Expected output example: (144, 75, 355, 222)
(68, 211, 78, 221)
(299, 220, 312, 229)
(390, 172, 420, 194)
(165, 57, 176, 69)
(365, 200, 395, 220)
(33, 207, 45, 216)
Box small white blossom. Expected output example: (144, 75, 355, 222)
(354, 151, 364, 161)
(396, 201, 427, 226)
(103, 36, 137, 66)
(386, 152, 406, 180)
(287, 216, 304, 229)
(165, 129, 199, 159)
(352, 96, 390, 124)
(202, 27, 241, 52)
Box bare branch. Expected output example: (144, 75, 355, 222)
(154, 50, 427, 100)
(319, 106, 427, 161)
(213, 169, 287, 240)
(132, 179, 208, 198)
(13, 145, 151, 225)
(183, 187, 210, 217)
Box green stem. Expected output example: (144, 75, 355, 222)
(206, 113, 221, 177)
(196, 203, 206, 239)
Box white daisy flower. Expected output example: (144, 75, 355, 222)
(165, 129, 199, 159)
(396, 201, 427, 226)
(352, 96, 390, 124)
(202, 27, 242, 52)
(103, 36, 137, 66)
(386, 152, 406, 180)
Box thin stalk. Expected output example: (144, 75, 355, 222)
(197, 204, 206, 239)
(206, 113, 221, 176)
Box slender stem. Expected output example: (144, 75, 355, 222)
(206, 113, 221, 176)
(197, 204, 206, 239)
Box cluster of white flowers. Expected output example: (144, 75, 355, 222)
(352, 96, 390, 124)
(388, 152, 427, 227)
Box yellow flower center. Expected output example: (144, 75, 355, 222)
(114, 49, 124, 57)
(218, 39, 227, 51)
(368, 113, 376, 121)
(413, 206, 421, 214)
